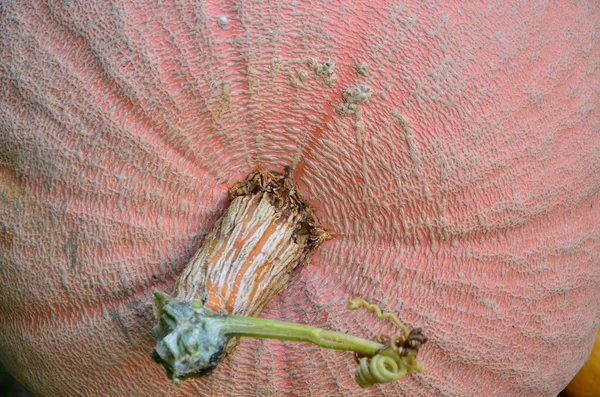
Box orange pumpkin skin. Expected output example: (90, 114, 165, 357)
(564, 329, 600, 397)
(0, 0, 599, 396)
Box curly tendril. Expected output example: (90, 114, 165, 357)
(347, 297, 427, 388)
(348, 297, 409, 337)
(152, 291, 426, 387)
(355, 353, 406, 387)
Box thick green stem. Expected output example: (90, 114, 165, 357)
(221, 314, 383, 356)
(152, 291, 426, 388)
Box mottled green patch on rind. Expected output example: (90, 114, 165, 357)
(152, 291, 231, 380)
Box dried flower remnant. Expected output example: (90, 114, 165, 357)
(151, 171, 427, 387)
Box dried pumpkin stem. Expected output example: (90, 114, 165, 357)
(150, 171, 426, 387)
(173, 170, 329, 317)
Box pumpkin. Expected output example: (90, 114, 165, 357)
(0, 0, 599, 396)
(564, 328, 600, 397)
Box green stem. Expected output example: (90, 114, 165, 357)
(152, 291, 426, 387)
(221, 314, 383, 356)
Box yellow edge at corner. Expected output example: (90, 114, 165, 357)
(564, 329, 600, 397)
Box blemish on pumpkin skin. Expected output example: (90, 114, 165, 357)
(209, 85, 233, 122)
(289, 69, 308, 88)
(64, 231, 79, 269)
(222, 84, 232, 102)
(392, 111, 424, 182)
(0, 145, 25, 186)
(127, 298, 154, 324)
(217, 15, 229, 29)
(355, 61, 370, 76)
(108, 307, 135, 346)
(308, 58, 338, 86)
(0, 222, 15, 247)
(268, 61, 284, 78)
(247, 66, 258, 93)
(335, 86, 373, 116)
(353, 119, 366, 141)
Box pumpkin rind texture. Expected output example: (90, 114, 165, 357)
(1, 1, 599, 396)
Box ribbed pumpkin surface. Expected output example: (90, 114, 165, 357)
(0, 1, 599, 396)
